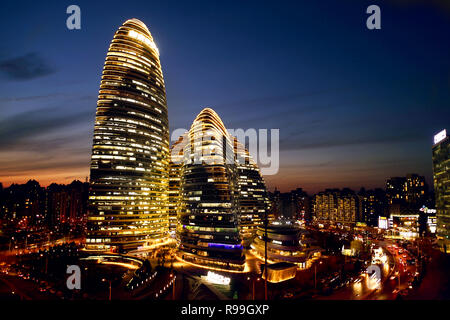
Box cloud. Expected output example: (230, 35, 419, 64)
(0, 156, 89, 175)
(0, 93, 63, 103)
(0, 106, 93, 150)
(0, 93, 97, 104)
(0, 52, 56, 81)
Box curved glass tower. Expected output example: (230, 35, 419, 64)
(234, 139, 270, 247)
(86, 19, 169, 252)
(168, 134, 186, 234)
(177, 108, 245, 271)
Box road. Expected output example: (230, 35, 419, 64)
(0, 274, 57, 300)
(2, 232, 448, 300)
(318, 240, 416, 300)
(406, 241, 450, 299)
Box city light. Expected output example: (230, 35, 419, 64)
(204, 271, 231, 285)
(434, 129, 447, 145)
(128, 29, 159, 55)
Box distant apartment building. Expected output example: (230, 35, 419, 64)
(358, 188, 388, 227)
(0, 180, 45, 226)
(268, 188, 311, 221)
(314, 188, 359, 224)
(386, 174, 428, 206)
(268, 189, 281, 221)
(0, 180, 88, 231)
(45, 181, 89, 227)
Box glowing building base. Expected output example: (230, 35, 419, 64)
(175, 254, 249, 273)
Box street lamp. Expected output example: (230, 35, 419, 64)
(247, 276, 257, 300)
(102, 278, 112, 300)
(9, 237, 14, 252)
(25, 234, 30, 250)
(314, 260, 323, 289)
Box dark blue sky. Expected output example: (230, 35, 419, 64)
(0, 0, 449, 193)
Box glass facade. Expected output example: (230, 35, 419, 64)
(168, 135, 185, 234)
(432, 131, 450, 253)
(86, 19, 169, 251)
(173, 108, 268, 271)
(177, 108, 243, 270)
(234, 139, 269, 247)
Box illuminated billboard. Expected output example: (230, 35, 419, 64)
(434, 129, 447, 145)
(427, 216, 437, 234)
(204, 271, 231, 285)
(378, 217, 388, 229)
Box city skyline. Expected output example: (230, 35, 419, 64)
(1, 1, 449, 305)
(1, 1, 450, 194)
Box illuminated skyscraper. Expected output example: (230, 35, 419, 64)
(173, 108, 268, 271)
(86, 19, 170, 251)
(176, 108, 244, 270)
(234, 139, 269, 246)
(432, 129, 450, 253)
(168, 135, 186, 235)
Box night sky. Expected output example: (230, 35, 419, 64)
(0, 0, 449, 193)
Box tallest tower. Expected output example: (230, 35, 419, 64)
(86, 19, 169, 252)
